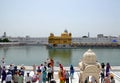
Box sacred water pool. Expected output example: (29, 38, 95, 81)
(0, 46, 120, 67)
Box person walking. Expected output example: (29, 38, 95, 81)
(18, 73, 24, 83)
(33, 64, 36, 74)
(100, 71, 105, 83)
(13, 71, 19, 83)
(38, 70, 42, 83)
(20, 66, 25, 76)
(101, 62, 105, 83)
(1, 58, 6, 68)
(6, 72, 12, 83)
(1, 69, 6, 83)
(42, 69, 47, 83)
(50, 58, 54, 79)
(106, 63, 111, 77)
(101, 62, 105, 74)
(70, 65, 74, 79)
(47, 63, 52, 82)
(65, 70, 69, 83)
(58, 66, 65, 83)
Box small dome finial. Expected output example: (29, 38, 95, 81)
(64, 29, 68, 33)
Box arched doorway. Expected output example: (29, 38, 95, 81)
(84, 75, 97, 83)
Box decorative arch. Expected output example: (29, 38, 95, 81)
(80, 65, 100, 83)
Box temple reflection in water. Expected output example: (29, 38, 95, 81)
(48, 49, 72, 66)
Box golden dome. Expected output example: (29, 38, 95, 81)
(61, 30, 69, 36)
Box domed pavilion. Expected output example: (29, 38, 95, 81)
(79, 49, 101, 83)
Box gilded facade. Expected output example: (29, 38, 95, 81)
(48, 30, 72, 45)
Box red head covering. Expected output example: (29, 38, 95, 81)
(59, 63, 63, 70)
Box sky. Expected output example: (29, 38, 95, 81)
(0, 0, 120, 37)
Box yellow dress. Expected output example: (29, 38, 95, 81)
(58, 70, 65, 83)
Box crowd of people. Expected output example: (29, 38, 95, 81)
(0, 57, 75, 83)
(0, 57, 55, 83)
(0, 57, 116, 83)
(100, 62, 115, 83)
(0, 57, 25, 83)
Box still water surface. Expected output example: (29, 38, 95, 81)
(0, 46, 120, 66)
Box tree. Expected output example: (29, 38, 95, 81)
(2, 38, 10, 42)
(0, 38, 2, 42)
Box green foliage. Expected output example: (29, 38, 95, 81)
(0, 39, 2, 42)
(0, 38, 10, 42)
(82, 36, 88, 38)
